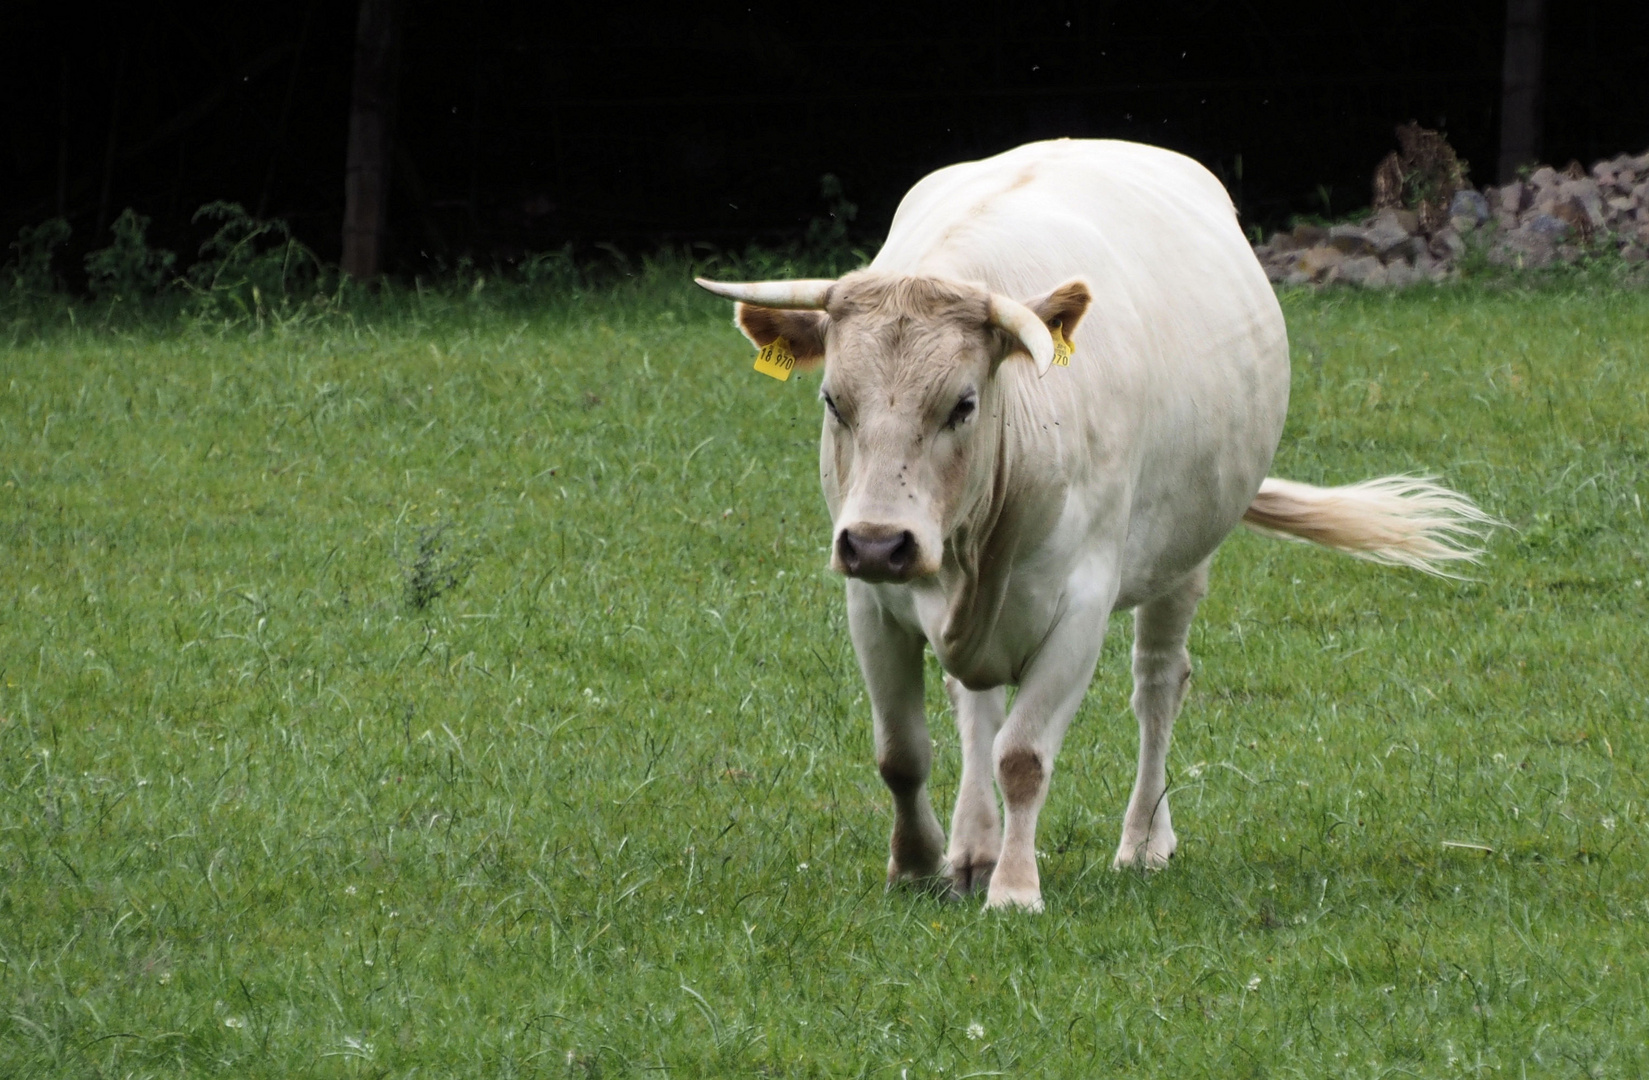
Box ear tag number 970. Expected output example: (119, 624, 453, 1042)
(754, 336, 797, 381)
(1050, 321, 1073, 367)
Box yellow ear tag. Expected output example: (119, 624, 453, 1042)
(754, 336, 797, 381)
(1050, 322, 1073, 367)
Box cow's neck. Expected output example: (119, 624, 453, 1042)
(934, 373, 1062, 683)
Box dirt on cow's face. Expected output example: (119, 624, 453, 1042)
(816, 274, 1007, 582)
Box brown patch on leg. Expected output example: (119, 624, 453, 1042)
(996, 748, 1044, 805)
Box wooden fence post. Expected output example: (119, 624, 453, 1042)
(1497, 0, 1546, 184)
(342, 0, 400, 280)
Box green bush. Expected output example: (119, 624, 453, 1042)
(803, 172, 860, 268)
(84, 208, 176, 302)
(5, 217, 72, 296)
(186, 201, 323, 320)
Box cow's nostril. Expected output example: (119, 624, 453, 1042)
(887, 531, 917, 573)
(837, 528, 920, 579)
(836, 530, 862, 572)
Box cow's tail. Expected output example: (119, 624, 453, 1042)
(1242, 475, 1498, 577)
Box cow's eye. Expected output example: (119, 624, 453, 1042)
(943, 394, 977, 430)
(821, 391, 845, 425)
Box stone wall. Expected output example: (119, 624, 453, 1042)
(1253, 151, 1649, 287)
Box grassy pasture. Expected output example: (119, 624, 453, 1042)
(2, 278, 1648, 1078)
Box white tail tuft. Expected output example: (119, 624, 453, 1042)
(1242, 475, 1499, 577)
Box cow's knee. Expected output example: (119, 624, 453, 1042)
(878, 757, 927, 799)
(996, 746, 1046, 807)
(1132, 648, 1191, 708)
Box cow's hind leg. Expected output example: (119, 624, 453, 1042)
(1114, 559, 1210, 870)
(944, 677, 1005, 896)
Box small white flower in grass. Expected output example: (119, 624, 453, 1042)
(1245, 975, 1262, 992)
(341, 1036, 375, 1058)
(224, 1016, 245, 1029)
(797, 862, 808, 871)
(344, 885, 357, 896)
(1186, 762, 1205, 779)
(966, 1022, 984, 1041)
(1602, 816, 1616, 831)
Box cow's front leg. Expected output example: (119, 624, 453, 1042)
(847, 583, 946, 886)
(944, 677, 1005, 896)
(1114, 560, 1208, 870)
(986, 585, 1117, 912)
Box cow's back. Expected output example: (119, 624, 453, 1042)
(870, 139, 1289, 605)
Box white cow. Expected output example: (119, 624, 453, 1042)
(697, 139, 1492, 911)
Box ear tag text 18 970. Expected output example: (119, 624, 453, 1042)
(754, 336, 797, 381)
(1050, 322, 1073, 367)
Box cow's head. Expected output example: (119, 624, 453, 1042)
(697, 271, 1091, 583)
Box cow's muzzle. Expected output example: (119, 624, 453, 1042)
(835, 526, 922, 582)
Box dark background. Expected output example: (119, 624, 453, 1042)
(4, 0, 1647, 282)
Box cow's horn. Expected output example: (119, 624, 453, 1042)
(988, 294, 1056, 378)
(694, 278, 834, 310)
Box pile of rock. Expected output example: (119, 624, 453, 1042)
(1253, 150, 1649, 287)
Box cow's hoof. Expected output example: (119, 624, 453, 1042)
(887, 858, 950, 896)
(945, 858, 995, 897)
(983, 882, 1044, 913)
(1111, 836, 1176, 871)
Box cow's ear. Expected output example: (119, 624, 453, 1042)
(735, 304, 828, 370)
(1026, 278, 1093, 345)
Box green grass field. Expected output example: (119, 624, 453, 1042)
(3, 277, 1648, 1078)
